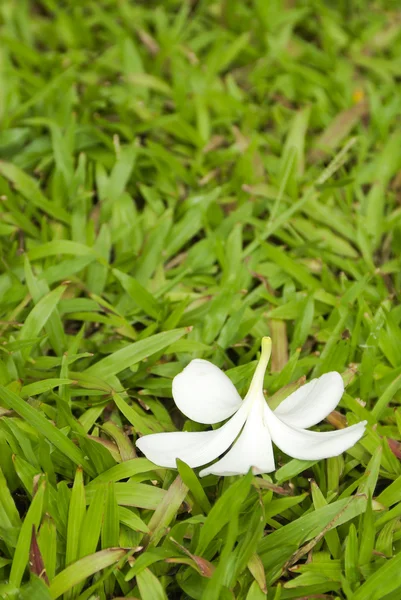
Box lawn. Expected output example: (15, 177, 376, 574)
(1, 0, 401, 598)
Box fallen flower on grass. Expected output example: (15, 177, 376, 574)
(136, 337, 367, 476)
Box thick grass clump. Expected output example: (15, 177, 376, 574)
(0, 1, 401, 599)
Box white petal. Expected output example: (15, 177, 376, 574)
(199, 400, 275, 477)
(172, 359, 242, 424)
(264, 403, 366, 460)
(273, 372, 344, 428)
(136, 403, 248, 468)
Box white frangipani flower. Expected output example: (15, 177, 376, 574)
(136, 338, 367, 477)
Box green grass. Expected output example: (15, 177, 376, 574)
(0, 0, 401, 598)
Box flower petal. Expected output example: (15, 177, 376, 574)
(273, 372, 344, 428)
(264, 403, 366, 460)
(172, 359, 242, 424)
(199, 401, 275, 477)
(136, 403, 248, 468)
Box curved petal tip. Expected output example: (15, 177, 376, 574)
(172, 359, 242, 424)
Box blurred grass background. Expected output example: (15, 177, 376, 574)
(1, 0, 401, 598)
